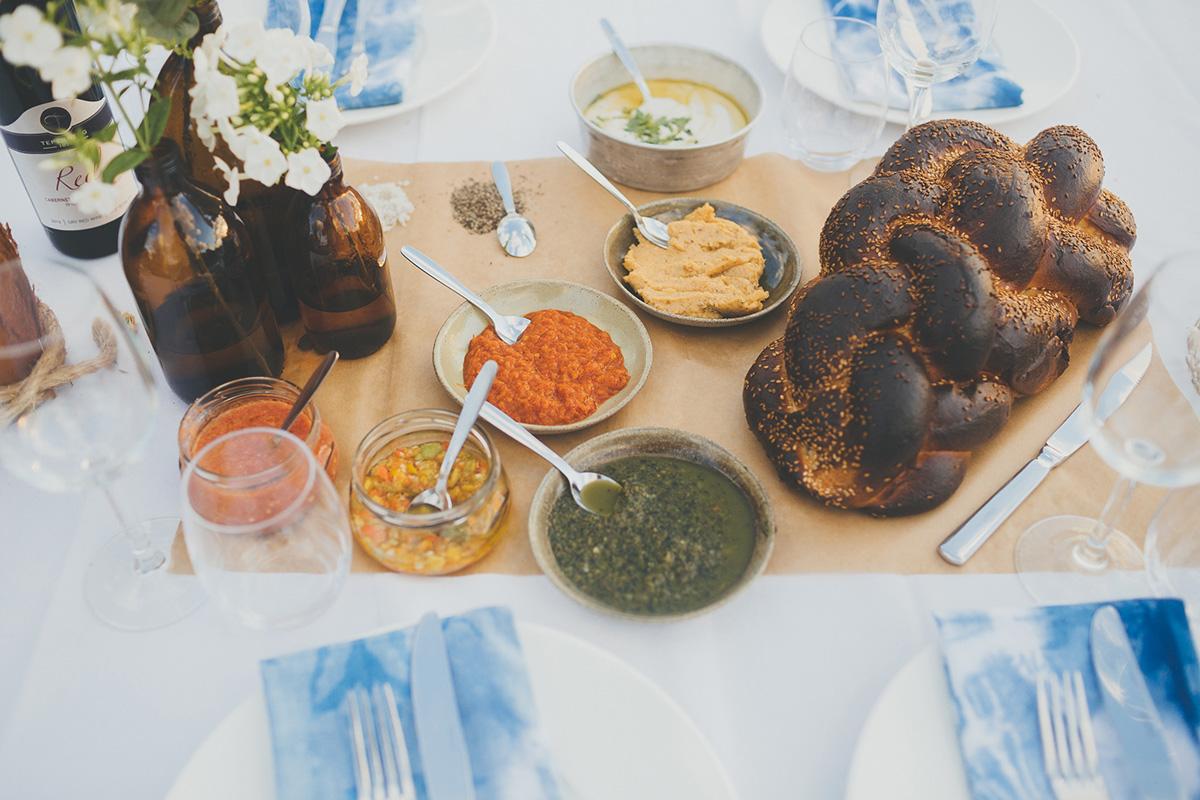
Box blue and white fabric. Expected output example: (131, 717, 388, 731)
(936, 599, 1200, 800)
(260, 606, 561, 800)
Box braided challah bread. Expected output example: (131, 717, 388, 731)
(744, 119, 1136, 515)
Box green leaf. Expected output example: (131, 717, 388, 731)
(138, 96, 171, 147)
(133, 2, 198, 43)
(91, 122, 118, 143)
(101, 149, 148, 183)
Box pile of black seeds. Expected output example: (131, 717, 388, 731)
(449, 179, 527, 235)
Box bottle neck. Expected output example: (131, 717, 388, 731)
(192, 0, 223, 42)
(134, 143, 187, 194)
(324, 150, 343, 184)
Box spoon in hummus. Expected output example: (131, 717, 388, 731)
(556, 141, 670, 249)
(479, 401, 622, 515)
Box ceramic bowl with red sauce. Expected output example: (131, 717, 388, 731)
(178, 376, 338, 480)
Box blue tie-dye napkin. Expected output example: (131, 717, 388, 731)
(824, 0, 1022, 111)
(936, 599, 1200, 800)
(266, 0, 423, 110)
(260, 607, 561, 800)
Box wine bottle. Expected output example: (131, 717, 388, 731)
(0, 0, 136, 259)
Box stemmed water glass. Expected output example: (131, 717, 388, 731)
(780, 16, 889, 173)
(1015, 253, 1200, 603)
(0, 258, 205, 630)
(181, 427, 351, 629)
(876, 0, 999, 129)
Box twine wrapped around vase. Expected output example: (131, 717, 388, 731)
(0, 300, 117, 426)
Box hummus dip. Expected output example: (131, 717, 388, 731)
(622, 204, 767, 319)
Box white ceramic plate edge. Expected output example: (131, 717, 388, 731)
(165, 622, 738, 800)
(844, 644, 970, 800)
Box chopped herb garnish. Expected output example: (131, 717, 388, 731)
(623, 109, 694, 145)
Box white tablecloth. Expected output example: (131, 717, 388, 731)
(2, 1, 1198, 797)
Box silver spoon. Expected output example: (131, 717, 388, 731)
(555, 140, 670, 249)
(599, 18, 654, 110)
(492, 161, 536, 257)
(478, 402, 622, 515)
(278, 350, 339, 433)
(400, 245, 531, 345)
(409, 360, 498, 513)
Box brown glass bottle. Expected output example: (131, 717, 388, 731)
(289, 152, 396, 359)
(154, 0, 301, 323)
(121, 142, 285, 402)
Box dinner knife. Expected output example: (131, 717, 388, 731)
(411, 612, 477, 800)
(938, 344, 1152, 565)
(1090, 605, 1182, 799)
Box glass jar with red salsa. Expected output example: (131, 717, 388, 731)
(349, 409, 510, 575)
(178, 376, 338, 480)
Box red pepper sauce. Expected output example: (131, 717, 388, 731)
(191, 398, 338, 479)
(463, 309, 630, 426)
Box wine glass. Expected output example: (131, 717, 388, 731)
(876, 0, 999, 130)
(1145, 488, 1200, 621)
(0, 258, 205, 630)
(1016, 252, 1200, 603)
(780, 16, 889, 173)
(181, 427, 351, 629)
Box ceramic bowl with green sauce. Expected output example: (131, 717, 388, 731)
(528, 427, 775, 621)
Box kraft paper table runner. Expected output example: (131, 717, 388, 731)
(173, 153, 1159, 577)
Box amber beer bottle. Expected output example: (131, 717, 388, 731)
(121, 141, 285, 401)
(154, 0, 302, 323)
(0, 0, 135, 258)
(290, 152, 396, 359)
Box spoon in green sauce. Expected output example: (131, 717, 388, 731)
(479, 402, 622, 515)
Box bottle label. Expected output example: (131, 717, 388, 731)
(0, 97, 137, 231)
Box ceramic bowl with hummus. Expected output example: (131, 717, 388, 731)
(602, 197, 801, 328)
(570, 44, 763, 192)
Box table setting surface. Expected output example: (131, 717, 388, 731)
(2, 0, 1200, 798)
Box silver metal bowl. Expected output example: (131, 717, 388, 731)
(569, 44, 764, 192)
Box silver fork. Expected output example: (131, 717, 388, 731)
(348, 683, 415, 800)
(1036, 670, 1109, 800)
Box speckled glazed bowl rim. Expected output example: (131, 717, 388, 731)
(569, 42, 764, 153)
(431, 279, 654, 435)
(602, 197, 803, 328)
(528, 426, 776, 622)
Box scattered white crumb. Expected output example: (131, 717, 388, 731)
(358, 180, 414, 230)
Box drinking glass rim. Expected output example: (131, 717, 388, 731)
(181, 426, 321, 534)
(797, 16, 884, 65)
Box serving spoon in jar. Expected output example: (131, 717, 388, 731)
(479, 401, 622, 515)
(400, 245, 531, 345)
(555, 141, 670, 249)
(279, 350, 339, 433)
(409, 360, 499, 513)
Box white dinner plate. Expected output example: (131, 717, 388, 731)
(844, 645, 969, 799)
(224, 0, 497, 127)
(165, 623, 739, 800)
(760, 0, 1080, 127)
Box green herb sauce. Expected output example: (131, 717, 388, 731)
(549, 456, 757, 615)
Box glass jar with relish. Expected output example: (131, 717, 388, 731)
(178, 376, 338, 480)
(350, 409, 510, 575)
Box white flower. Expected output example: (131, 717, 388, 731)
(78, 0, 137, 38)
(0, 5, 62, 69)
(241, 132, 287, 186)
(197, 29, 227, 65)
(348, 53, 369, 96)
(216, 117, 252, 159)
(304, 38, 334, 71)
(222, 19, 262, 63)
(195, 117, 216, 151)
(284, 148, 331, 195)
(256, 29, 306, 86)
(304, 96, 343, 142)
(213, 157, 241, 206)
(190, 68, 239, 122)
(44, 46, 92, 100)
(70, 181, 121, 216)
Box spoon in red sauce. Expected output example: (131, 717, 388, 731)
(279, 350, 339, 433)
